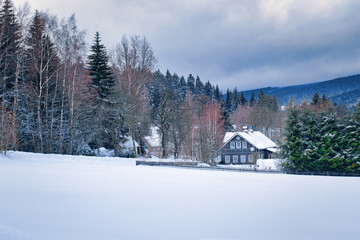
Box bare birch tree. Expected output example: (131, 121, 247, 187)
(110, 35, 156, 156)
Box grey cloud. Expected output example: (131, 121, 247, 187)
(15, 0, 360, 90)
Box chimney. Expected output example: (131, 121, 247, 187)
(249, 126, 254, 133)
(243, 126, 248, 133)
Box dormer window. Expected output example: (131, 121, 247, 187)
(230, 142, 235, 149)
(236, 142, 241, 149)
(242, 141, 247, 149)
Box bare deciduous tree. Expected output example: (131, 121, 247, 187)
(230, 106, 251, 131)
(110, 35, 156, 156)
(197, 101, 225, 164)
(54, 14, 86, 154)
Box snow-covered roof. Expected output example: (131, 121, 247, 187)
(144, 126, 161, 148)
(222, 131, 277, 150)
(267, 147, 279, 153)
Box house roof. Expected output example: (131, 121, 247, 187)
(222, 131, 277, 150)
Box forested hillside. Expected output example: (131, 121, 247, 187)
(242, 75, 360, 108)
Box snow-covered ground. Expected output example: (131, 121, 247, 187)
(1, 152, 360, 240)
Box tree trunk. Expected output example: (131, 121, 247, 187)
(68, 68, 77, 155)
(59, 62, 67, 154)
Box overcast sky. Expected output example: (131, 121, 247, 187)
(14, 0, 360, 91)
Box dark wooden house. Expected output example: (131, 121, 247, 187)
(217, 129, 278, 165)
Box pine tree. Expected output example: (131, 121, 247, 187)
(0, 0, 21, 110)
(214, 85, 222, 103)
(343, 104, 360, 172)
(282, 107, 304, 172)
(87, 32, 116, 150)
(321, 94, 327, 105)
(187, 74, 195, 94)
(316, 112, 342, 172)
(171, 73, 180, 89)
(195, 75, 204, 95)
(179, 76, 188, 99)
(300, 110, 321, 171)
(224, 89, 232, 113)
(204, 80, 213, 100)
(257, 90, 266, 106)
(222, 110, 233, 132)
(239, 91, 248, 106)
(269, 95, 279, 112)
(312, 92, 320, 106)
(179, 76, 187, 88)
(231, 87, 239, 111)
(249, 92, 256, 107)
(0, 0, 21, 152)
(87, 32, 114, 100)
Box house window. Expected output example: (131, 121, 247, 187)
(236, 142, 242, 149)
(242, 141, 247, 149)
(241, 155, 246, 163)
(248, 155, 254, 163)
(230, 142, 235, 149)
(233, 155, 239, 164)
(225, 155, 231, 164)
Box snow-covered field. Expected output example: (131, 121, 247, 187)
(1, 152, 359, 240)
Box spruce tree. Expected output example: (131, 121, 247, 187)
(343, 104, 360, 172)
(0, 0, 21, 109)
(224, 89, 232, 113)
(222, 110, 233, 132)
(187, 74, 195, 94)
(239, 91, 248, 106)
(249, 93, 256, 107)
(179, 76, 187, 88)
(214, 85, 222, 103)
(87, 32, 114, 101)
(316, 112, 343, 172)
(179, 76, 188, 99)
(195, 75, 204, 95)
(231, 87, 239, 111)
(321, 94, 327, 105)
(204, 81, 213, 100)
(283, 107, 306, 172)
(87, 32, 116, 150)
(257, 90, 266, 106)
(300, 110, 321, 171)
(312, 92, 320, 106)
(269, 95, 279, 112)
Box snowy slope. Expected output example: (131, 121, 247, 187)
(0, 152, 360, 240)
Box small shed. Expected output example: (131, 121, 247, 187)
(144, 126, 162, 158)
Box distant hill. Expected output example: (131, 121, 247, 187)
(242, 75, 360, 108)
